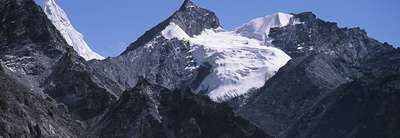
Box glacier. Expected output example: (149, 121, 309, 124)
(162, 22, 291, 101)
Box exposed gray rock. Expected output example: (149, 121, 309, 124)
(90, 38, 196, 93)
(235, 12, 400, 137)
(43, 52, 117, 120)
(90, 78, 271, 138)
(0, 0, 118, 121)
(0, 1, 273, 137)
(0, 0, 68, 93)
(89, 0, 221, 93)
(282, 48, 400, 138)
(285, 65, 400, 138)
(123, 0, 220, 52)
(0, 66, 84, 138)
(270, 12, 393, 59)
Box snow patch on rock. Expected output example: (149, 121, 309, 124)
(161, 23, 191, 40)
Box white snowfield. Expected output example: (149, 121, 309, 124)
(235, 12, 296, 44)
(44, 0, 104, 60)
(162, 22, 291, 101)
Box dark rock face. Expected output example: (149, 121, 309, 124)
(0, 66, 84, 138)
(270, 12, 393, 59)
(43, 53, 117, 120)
(90, 0, 220, 92)
(0, 1, 271, 137)
(235, 12, 400, 137)
(174, 0, 220, 37)
(0, 0, 117, 121)
(285, 75, 400, 138)
(90, 38, 196, 92)
(0, 0, 68, 91)
(0, 0, 66, 49)
(236, 55, 350, 135)
(283, 49, 400, 138)
(91, 79, 271, 138)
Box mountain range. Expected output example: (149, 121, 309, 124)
(0, 0, 399, 138)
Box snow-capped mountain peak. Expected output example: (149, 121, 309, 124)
(235, 12, 295, 43)
(162, 22, 291, 101)
(44, 0, 104, 60)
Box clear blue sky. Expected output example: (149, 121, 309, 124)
(35, 0, 399, 57)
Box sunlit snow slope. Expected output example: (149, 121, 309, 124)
(162, 23, 291, 101)
(236, 12, 297, 44)
(44, 0, 104, 60)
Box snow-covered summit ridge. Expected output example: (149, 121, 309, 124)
(162, 22, 291, 101)
(44, 0, 104, 60)
(235, 12, 298, 43)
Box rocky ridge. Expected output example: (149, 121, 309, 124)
(234, 12, 400, 137)
(0, 0, 272, 137)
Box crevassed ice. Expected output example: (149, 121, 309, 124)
(162, 22, 291, 101)
(44, 0, 104, 60)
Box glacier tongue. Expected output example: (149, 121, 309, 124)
(235, 12, 295, 44)
(44, 0, 104, 60)
(162, 23, 291, 101)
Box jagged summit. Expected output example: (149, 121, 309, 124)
(172, 0, 220, 36)
(123, 0, 220, 53)
(96, 0, 291, 102)
(180, 0, 197, 10)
